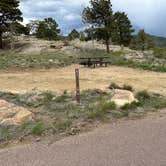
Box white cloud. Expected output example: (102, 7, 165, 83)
(20, 0, 166, 36)
(112, 0, 166, 36)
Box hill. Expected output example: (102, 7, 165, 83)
(151, 35, 166, 47)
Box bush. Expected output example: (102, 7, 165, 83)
(153, 47, 166, 59)
(109, 83, 121, 89)
(121, 101, 142, 110)
(123, 84, 133, 92)
(136, 90, 151, 101)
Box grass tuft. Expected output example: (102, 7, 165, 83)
(32, 121, 45, 136)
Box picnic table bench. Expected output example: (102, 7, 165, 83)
(79, 57, 111, 68)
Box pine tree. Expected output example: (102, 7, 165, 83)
(68, 29, 80, 40)
(130, 29, 155, 51)
(113, 12, 134, 46)
(36, 18, 60, 40)
(0, 0, 22, 48)
(82, 0, 114, 53)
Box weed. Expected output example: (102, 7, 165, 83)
(41, 91, 56, 104)
(86, 108, 107, 120)
(111, 110, 125, 118)
(86, 101, 116, 120)
(121, 101, 142, 110)
(136, 90, 151, 101)
(32, 121, 45, 135)
(98, 101, 116, 111)
(0, 127, 10, 141)
(53, 119, 72, 132)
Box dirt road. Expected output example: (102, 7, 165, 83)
(1, 111, 166, 166)
(0, 65, 166, 95)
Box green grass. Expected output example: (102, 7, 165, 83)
(53, 119, 72, 132)
(79, 49, 166, 72)
(111, 56, 166, 72)
(0, 50, 77, 69)
(31, 121, 45, 136)
(153, 47, 166, 59)
(0, 127, 10, 141)
(0, 47, 166, 72)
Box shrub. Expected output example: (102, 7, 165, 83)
(153, 47, 166, 59)
(136, 90, 151, 101)
(109, 83, 121, 89)
(121, 101, 142, 110)
(123, 84, 133, 92)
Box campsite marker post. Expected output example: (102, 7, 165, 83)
(75, 68, 80, 103)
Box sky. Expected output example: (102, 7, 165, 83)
(20, 0, 166, 37)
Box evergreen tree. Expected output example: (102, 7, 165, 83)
(13, 23, 30, 35)
(0, 0, 22, 48)
(82, 0, 114, 53)
(113, 12, 134, 46)
(68, 29, 80, 40)
(26, 20, 40, 35)
(36, 18, 60, 40)
(130, 29, 155, 51)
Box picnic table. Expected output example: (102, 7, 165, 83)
(79, 57, 111, 68)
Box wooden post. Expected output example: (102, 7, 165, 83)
(75, 68, 80, 103)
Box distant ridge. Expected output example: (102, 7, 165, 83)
(151, 35, 166, 47)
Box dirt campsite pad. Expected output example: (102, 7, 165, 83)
(0, 65, 165, 95)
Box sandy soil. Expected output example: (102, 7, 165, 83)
(0, 65, 166, 95)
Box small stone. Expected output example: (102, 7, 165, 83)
(36, 137, 41, 142)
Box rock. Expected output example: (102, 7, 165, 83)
(36, 137, 41, 142)
(0, 100, 33, 126)
(111, 89, 138, 108)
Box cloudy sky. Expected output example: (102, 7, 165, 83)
(20, 0, 166, 37)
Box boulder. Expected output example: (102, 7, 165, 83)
(0, 99, 33, 126)
(111, 89, 137, 108)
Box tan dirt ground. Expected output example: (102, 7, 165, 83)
(0, 65, 165, 95)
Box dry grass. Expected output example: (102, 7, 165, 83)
(0, 65, 165, 96)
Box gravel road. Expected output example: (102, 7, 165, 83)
(0, 113, 166, 166)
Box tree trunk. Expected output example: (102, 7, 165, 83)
(106, 40, 110, 53)
(0, 31, 3, 49)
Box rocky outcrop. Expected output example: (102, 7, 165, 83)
(111, 89, 138, 108)
(0, 100, 33, 126)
